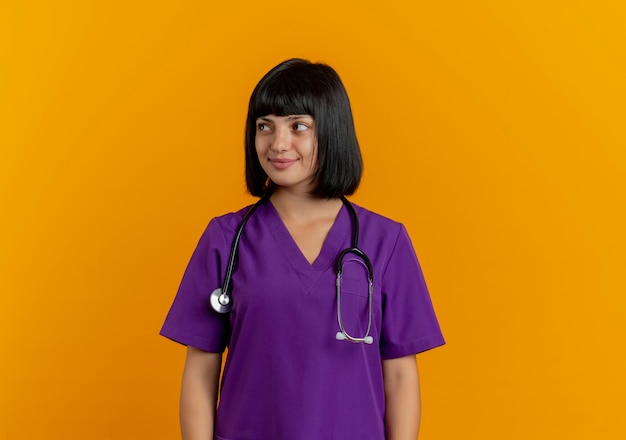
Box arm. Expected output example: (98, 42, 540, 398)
(180, 346, 222, 440)
(383, 355, 421, 440)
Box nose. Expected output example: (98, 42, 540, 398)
(270, 124, 291, 153)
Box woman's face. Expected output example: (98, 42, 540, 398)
(255, 114, 317, 194)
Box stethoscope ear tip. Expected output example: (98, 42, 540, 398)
(336, 332, 374, 344)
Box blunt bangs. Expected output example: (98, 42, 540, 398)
(245, 58, 363, 198)
(249, 69, 316, 119)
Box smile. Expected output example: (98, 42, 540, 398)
(269, 158, 297, 170)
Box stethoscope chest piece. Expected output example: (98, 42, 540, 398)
(210, 288, 232, 313)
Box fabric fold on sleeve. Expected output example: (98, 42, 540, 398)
(160, 218, 230, 353)
(379, 225, 445, 360)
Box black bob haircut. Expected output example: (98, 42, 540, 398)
(245, 58, 363, 198)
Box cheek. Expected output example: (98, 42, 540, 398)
(255, 140, 271, 173)
(255, 139, 266, 158)
(309, 142, 319, 167)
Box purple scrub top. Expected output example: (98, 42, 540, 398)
(161, 201, 444, 440)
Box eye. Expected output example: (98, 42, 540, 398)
(293, 122, 309, 131)
(257, 123, 270, 132)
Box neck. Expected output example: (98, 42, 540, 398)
(269, 188, 344, 222)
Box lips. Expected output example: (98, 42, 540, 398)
(269, 158, 297, 170)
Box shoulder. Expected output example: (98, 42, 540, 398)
(347, 203, 425, 284)
(349, 203, 409, 252)
(351, 204, 400, 225)
(351, 203, 404, 235)
(211, 204, 253, 229)
(199, 203, 257, 245)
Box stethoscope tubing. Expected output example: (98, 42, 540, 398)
(210, 195, 375, 344)
(210, 194, 270, 313)
(222, 194, 270, 297)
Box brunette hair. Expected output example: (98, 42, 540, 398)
(245, 58, 362, 198)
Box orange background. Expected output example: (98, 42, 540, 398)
(1, 1, 625, 439)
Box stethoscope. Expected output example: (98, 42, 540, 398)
(209, 195, 375, 344)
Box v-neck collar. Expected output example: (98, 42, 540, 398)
(263, 200, 350, 274)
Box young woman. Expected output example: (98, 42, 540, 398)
(161, 58, 445, 440)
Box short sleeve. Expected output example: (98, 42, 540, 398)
(379, 225, 445, 359)
(160, 218, 230, 352)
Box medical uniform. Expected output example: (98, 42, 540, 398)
(161, 201, 444, 440)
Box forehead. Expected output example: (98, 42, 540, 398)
(256, 114, 314, 121)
